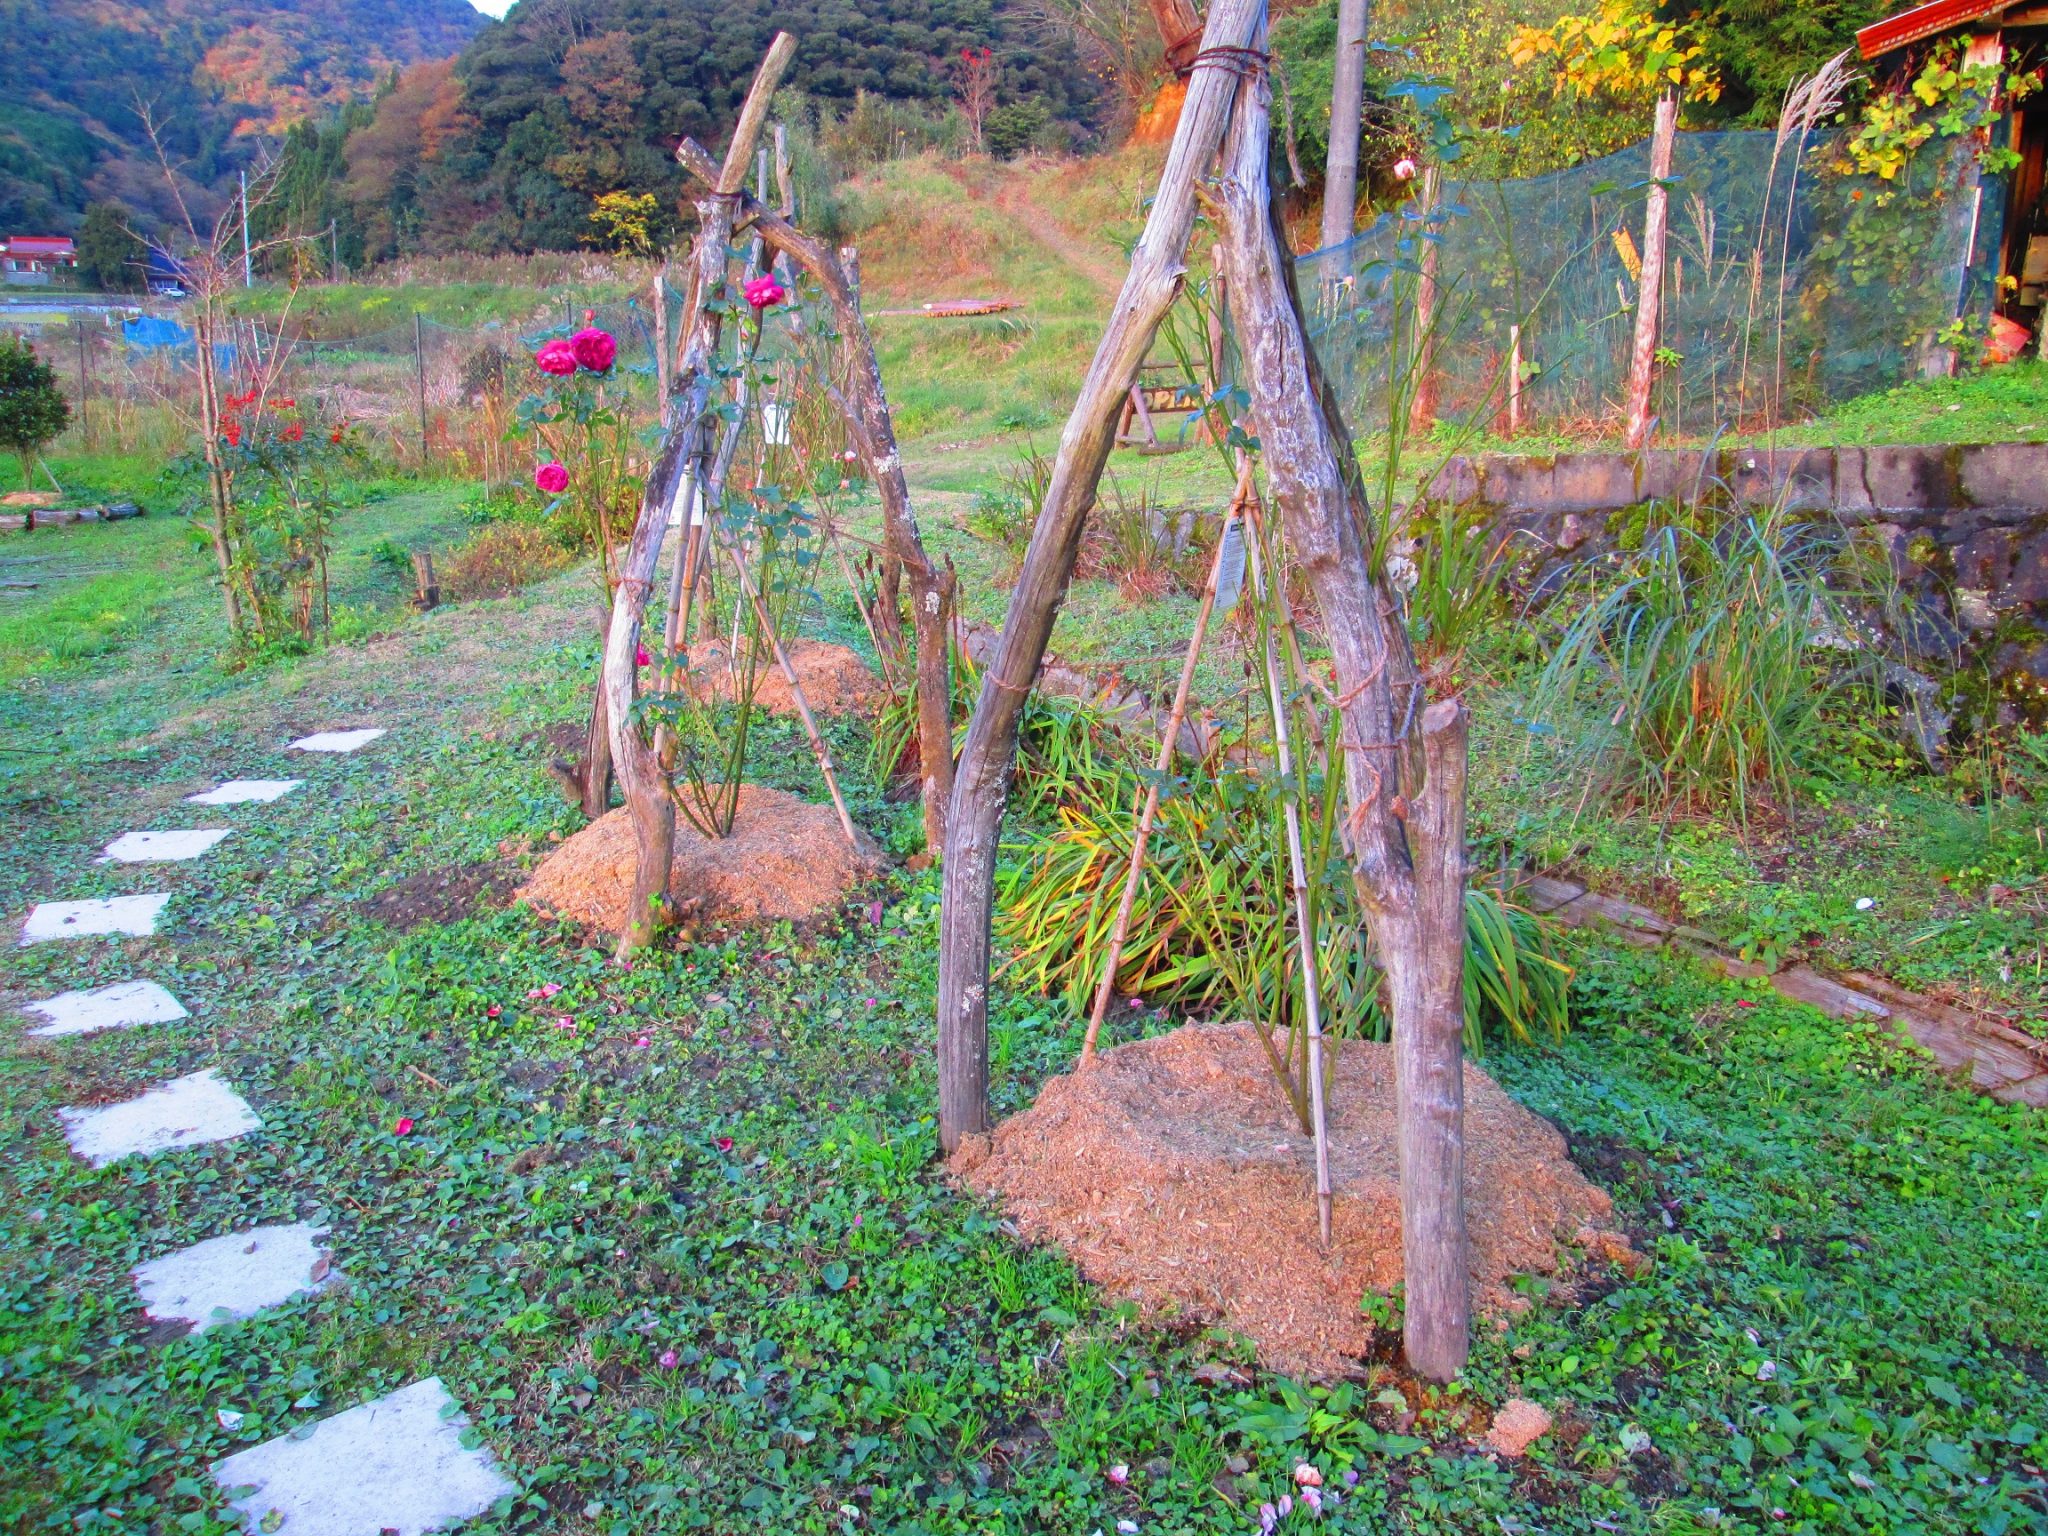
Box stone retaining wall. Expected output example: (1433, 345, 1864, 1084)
(1418, 442, 2048, 700)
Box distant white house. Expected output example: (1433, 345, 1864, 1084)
(3, 235, 78, 285)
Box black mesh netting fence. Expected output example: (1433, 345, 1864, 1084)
(1292, 127, 1982, 438)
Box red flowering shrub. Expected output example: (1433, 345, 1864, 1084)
(570, 327, 617, 373)
(535, 338, 579, 376)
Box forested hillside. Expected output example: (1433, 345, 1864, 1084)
(0, 0, 482, 233)
(325, 0, 1107, 260)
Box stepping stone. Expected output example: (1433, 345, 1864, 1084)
(133, 1222, 336, 1333)
(285, 729, 385, 754)
(23, 979, 188, 1038)
(212, 1377, 516, 1536)
(20, 893, 171, 945)
(98, 828, 232, 864)
(58, 1069, 260, 1167)
(188, 779, 302, 806)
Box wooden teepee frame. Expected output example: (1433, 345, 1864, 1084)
(930, 0, 1476, 1383)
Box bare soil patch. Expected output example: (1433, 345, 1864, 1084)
(361, 859, 524, 932)
(680, 639, 882, 717)
(952, 1021, 1628, 1378)
(514, 784, 887, 931)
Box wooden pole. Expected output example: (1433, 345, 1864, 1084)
(412, 311, 428, 465)
(1246, 495, 1334, 1247)
(1624, 92, 1678, 451)
(1507, 323, 1523, 437)
(1078, 459, 1252, 1068)
(1406, 167, 1440, 439)
(603, 31, 797, 956)
(1318, 0, 1369, 253)
(1145, 0, 1206, 74)
(931, 0, 1266, 1155)
(653, 269, 671, 426)
(1213, 53, 1471, 1383)
(411, 550, 439, 610)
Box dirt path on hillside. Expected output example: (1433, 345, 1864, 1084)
(992, 177, 1127, 298)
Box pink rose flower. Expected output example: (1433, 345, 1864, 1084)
(743, 276, 786, 310)
(570, 327, 617, 373)
(1393, 156, 1420, 182)
(535, 338, 578, 376)
(535, 461, 569, 494)
(636, 643, 652, 667)
(394, 1116, 415, 1136)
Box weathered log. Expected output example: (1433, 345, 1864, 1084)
(1213, 59, 1472, 1382)
(601, 32, 796, 956)
(932, 0, 1266, 1154)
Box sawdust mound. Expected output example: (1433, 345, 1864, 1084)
(515, 784, 887, 930)
(683, 639, 882, 717)
(953, 1021, 1624, 1378)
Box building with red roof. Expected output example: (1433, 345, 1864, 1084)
(2, 235, 78, 285)
(1856, 2, 2048, 350)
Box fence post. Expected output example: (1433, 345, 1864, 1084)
(1624, 93, 1678, 450)
(413, 311, 428, 465)
(653, 271, 671, 425)
(74, 320, 91, 450)
(1507, 322, 1523, 437)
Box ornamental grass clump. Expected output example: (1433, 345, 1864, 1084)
(1534, 505, 1876, 823)
(995, 722, 1572, 1127)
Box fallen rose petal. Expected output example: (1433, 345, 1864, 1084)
(658, 1349, 678, 1369)
(716, 1136, 734, 1152)
(1105, 1463, 1129, 1486)
(395, 1116, 415, 1135)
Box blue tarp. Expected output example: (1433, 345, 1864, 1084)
(122, 315, 234, 369)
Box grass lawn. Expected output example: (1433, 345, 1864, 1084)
(0, 457, 2043, 1534)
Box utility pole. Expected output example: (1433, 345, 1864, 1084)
(329, 219, 339, 284)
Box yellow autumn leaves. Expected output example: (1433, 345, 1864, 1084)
(1510, 0, 1722, 107)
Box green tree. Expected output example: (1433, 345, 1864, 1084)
(0, 335, 71, 489)
(74, 201, 144, 291)
(984, 98, 1051, 160)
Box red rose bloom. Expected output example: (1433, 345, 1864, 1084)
(535, 460, 570, 494)
(743, 276, 785, 310)
(535, 338, 578, 376)
(570, 327, 617, 373)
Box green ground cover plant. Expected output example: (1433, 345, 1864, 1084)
(0, 436, 2042, 1533)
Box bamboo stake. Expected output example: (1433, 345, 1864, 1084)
(1077, 458, 1253, 1068)
(701, 513, 859, 846)
(1246, 494, 1334, 1248)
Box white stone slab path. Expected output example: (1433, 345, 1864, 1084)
(285, 729, 385, 754)
(23, 979, 188, 1038)
(98, 829, 233, 864)
(20, 893, 171, 945)
(133, 1222, 336, 1333)
(187, 779, 303, 805)
(211, 1376, 516, 1536)
(58, 1069, 260, 1167)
